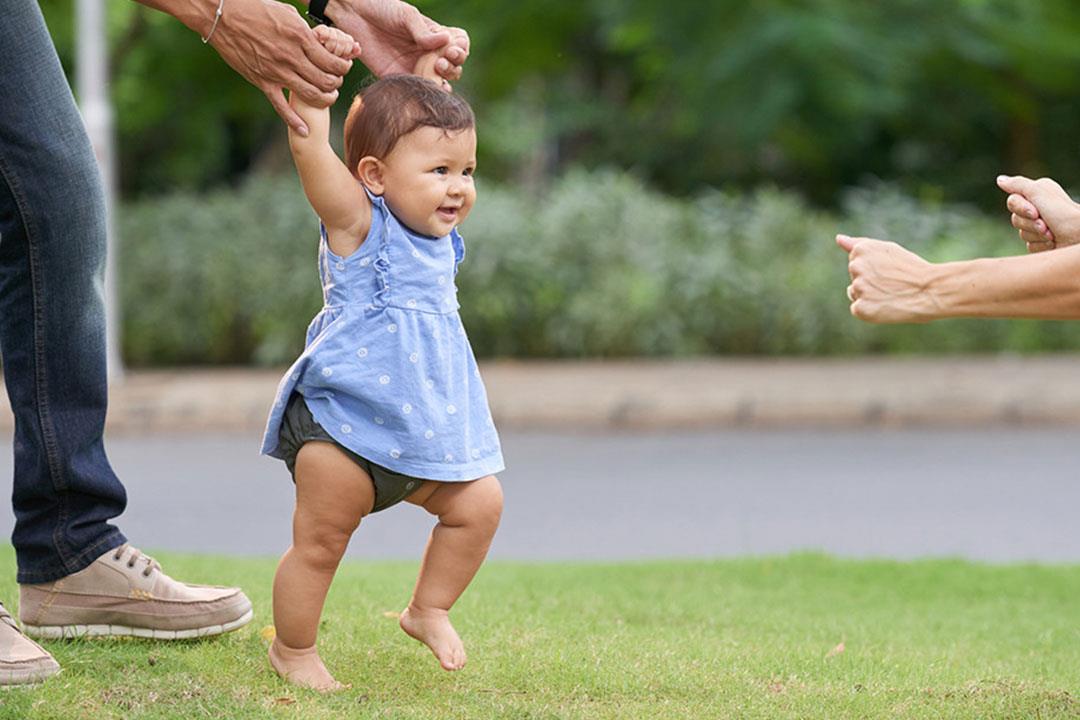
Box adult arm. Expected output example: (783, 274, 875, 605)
(137, 0, 352, 136)
(837, 234, 1080, 322)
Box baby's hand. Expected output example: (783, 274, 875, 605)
(313, 24, 362, 61)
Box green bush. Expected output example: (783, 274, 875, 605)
(117, 170, 1075, 366)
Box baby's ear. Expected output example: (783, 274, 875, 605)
(356, 157, 385, 194)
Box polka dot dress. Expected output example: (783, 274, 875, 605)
(262, 191, 504, 481)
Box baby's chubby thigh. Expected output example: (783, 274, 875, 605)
(405, 475, 504, 531)
(293, 441, 378, 569)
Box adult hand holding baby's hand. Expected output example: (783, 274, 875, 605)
(331, 0, 469, 81)
(200, 0, 355, 136)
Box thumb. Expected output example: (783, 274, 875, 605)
(997, 174, 1036, 196)
(836, 233, 858, 253)
(407, 15, 451, 50)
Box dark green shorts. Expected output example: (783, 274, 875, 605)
(277, 393, 424, 513)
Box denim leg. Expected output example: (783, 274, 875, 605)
(0, 2, 126, 583)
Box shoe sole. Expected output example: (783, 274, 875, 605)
(22, 608, 253, 641)
(0, 666, 61, 688)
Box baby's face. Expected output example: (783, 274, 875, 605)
(379, 126, 477, 238)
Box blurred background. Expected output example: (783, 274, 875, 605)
(7, 1, 1079, 563)
(36, 0, 1080, 366)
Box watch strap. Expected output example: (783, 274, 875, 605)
(308, 0, 334, 27)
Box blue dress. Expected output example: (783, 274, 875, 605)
(261, 191, 504, 481)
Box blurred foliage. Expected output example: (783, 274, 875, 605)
(41, 0, 1080, 207)
(118, 169, 1076, 366)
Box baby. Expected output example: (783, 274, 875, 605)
(260, 25, 504, 691)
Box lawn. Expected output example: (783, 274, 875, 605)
(0, 546, 1076, 719)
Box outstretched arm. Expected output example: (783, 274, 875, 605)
(288, 26, 369, 241)
(837, 234, 1080, 322)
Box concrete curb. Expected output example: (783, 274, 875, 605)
(2, 356, 1080, 434)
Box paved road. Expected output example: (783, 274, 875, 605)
(0, 429, 1077, 562)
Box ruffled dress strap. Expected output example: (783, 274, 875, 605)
(362, 188, 393, 309)
(450, 228, 466, 275)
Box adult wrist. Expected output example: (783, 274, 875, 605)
(919, 261, 957, 320)
(314, 0, 360, 25)
(307, 0, 334, 26)
(1061, 203, 1080, 245)
(138, 0, 224, 37)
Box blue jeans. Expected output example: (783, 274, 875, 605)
(0, 2, 127, 583)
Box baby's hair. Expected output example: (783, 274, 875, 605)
(344, 75, 476, 178)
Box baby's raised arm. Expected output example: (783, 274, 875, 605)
(288, 26, 369, 241)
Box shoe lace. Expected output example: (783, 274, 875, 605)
(112, 545, 161, 578)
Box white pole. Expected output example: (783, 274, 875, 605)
(76, 0, 124, 382)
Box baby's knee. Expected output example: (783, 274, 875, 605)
(464, 475, 503, 531)
(294, 521, 355, 572)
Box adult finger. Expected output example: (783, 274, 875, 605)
(447, 27, 470, 55)
(266, 87, 309, 137)
(850, 298, 867, 320)
(287, 71, 340, 107)
(835, 233, 863, 253)
(1011, 213, 1053, 239)
(1006, 193, 1040, 220)
(444, 45, 468, 64)
(1026, 237, 1055, 253)
(997, 174, 1038, 197)
(300, 41, 350, 91)
(436, 57, 463, 81)
(1020, 227, 1053, 246)
(406, 10, 452, 51)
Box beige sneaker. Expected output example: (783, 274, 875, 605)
(0, 603, 60, 685)
(18, 544, 253, 641)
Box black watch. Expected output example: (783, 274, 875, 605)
(308, 0, 334, 27)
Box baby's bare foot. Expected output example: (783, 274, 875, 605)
(268, 638, 345, 692)
(399, 605, 466, 671)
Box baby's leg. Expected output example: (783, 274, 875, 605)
(400, 475, 503, 671)
(270, 441, 375, 691)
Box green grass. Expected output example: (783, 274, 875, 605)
(0, 547, 1077, 719)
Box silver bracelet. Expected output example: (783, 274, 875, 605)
(201, 0, 226, 43)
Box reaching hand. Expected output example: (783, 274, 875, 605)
(997, 175, 1080, 253)
(203, 0, 355, 136)
(836, 234, 939, 324)
(330, 0, 469, 81)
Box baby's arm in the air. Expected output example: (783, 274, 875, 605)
(288, 26, 369, 251)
